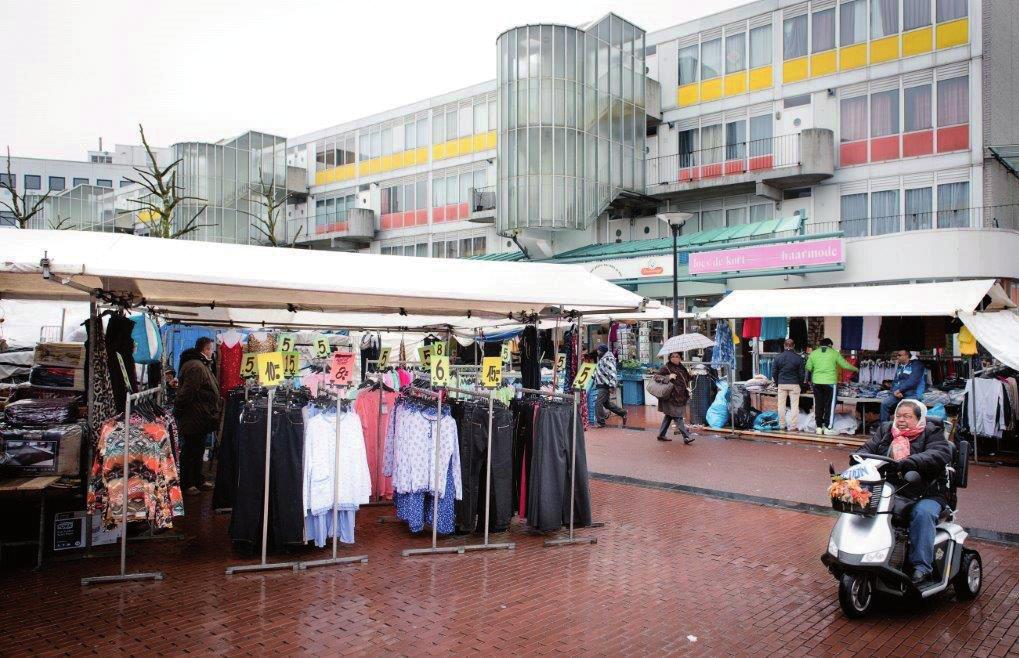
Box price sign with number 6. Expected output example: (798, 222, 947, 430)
(257, 352, 284, 387)
(572, 362, 596, 391)
(314, 335, 330, 359)
(481, 357, 502, 388)
(431, 355, 450, 387)
(240, 353, 257, 379)
(377, 347, 391, 369)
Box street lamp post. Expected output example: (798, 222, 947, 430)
(656, 212, 692, 336)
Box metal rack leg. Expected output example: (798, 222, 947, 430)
(462, 394, 515, 554)
(545, 391, 596, 548)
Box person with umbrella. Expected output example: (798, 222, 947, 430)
(654, 352, 694, 443)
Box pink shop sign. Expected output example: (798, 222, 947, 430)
(688, 238, 844, 275)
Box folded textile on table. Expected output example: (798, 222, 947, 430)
(33, 342, 86, 368)
(3, 397, 79, 427)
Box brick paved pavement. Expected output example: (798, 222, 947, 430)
(1, 480, 1018, 656)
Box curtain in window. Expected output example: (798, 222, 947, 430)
(749, 115, 773, 155)
(701, 39, 722, 79)
(783, 15, 808, 59)
(749, 25, 772, 68)
(679, 46, 698, 85)
(871, 190, 900, 235)
(905, 187, 933, 230)
(812, 9, 836, 52)
(701, 124, 724, 164)
(726, 33, 745, 73)
(678, 129, 696, 167)
(904, 0, 931, 30)
(937, 77, 969, 126)
(840, 96, 868, 142)
(937, 182, 970, 228)
(904, 85, 933, 132)
(726, 207, 748, 226)
(871, 90, 900, 137)
(937, 0, 967, 22)
(750, 204, 774, 222)
(840, 0, 866, 45)
(725, 121, 746, 161)
(841, 193, 869, 237)
(872, 0, 899, 38)
(701, 209, 724, 230)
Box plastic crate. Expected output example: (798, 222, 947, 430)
(830, 481, 884, 516)
(620, 379, 645, 406)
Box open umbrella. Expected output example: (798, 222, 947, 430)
(657, 333, 715, 357)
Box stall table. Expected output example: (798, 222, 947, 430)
(750, 389, 881, 436)
(0, 475, 62, 569)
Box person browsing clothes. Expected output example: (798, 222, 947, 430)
(881, 350, 926, 422)
(772, 338, 805, 431)
(806, 338, 858, 436)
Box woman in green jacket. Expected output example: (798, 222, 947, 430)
(805, 337, 858, 435)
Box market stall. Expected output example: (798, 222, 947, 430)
(703, 280, 1018, 452)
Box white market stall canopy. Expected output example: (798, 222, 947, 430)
(704, 280, 1015, 319)
(959, 311, 1019, 371)
(0, 229, 643, 317)
(581, 302, 693, 325)
(156, 306, 506, 333)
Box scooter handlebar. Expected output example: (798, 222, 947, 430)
(855, 452, 898, 465)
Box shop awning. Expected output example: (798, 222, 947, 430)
(581, 303, 693, 324)
(156, 307, 506, 332)
(704, 280, 1016, 319)
(0, 229, 643, 317)
(958, 311, 1019, 371)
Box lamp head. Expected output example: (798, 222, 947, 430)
(656, 212, 691, 228)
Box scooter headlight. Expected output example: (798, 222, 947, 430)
(827, 537, 838, 556)
(862, 548, 890, 564)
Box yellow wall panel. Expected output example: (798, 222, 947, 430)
(903, 26, 933, 56)
(839, 43, 867, 70)
(418, 146, 430, 162)
(700, 77, 723, 102)
(724, 72, 747, 96)
(459, 137, 472, 154)
(393, 152, 405, 169)
(472, 134, 486, 151)
(810, 50, 837, 77)
(677, 83, 699, 106)
(484, 131, 497, 150)
(315, 171, 327, 186)
(782, 57, 808, 83)
(870, 35, 899, 63)
(368, 158, 380, 175)
(433, 144, 446, 160)
(936, 18, 968, 49)
(748, 66, 772, 91)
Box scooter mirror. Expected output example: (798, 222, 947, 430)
(904, 470, 921, 485)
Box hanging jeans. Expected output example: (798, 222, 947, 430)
(813, 384, 837, 430)
(212, 392, 244, 510)
(455, 402, 514, 534)
(909, 498, 944, 576)
(528, 403, 592, 532)
(228, 405, 305, 551)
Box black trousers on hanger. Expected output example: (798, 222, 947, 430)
(527, 403, 592, 532)
(455, 402, 514, 534)
(212, 392, 244, 510)
(511, 400, 537, 517)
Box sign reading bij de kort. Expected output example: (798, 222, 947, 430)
(688, 238, 844, 276)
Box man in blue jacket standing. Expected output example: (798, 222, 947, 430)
(881, 349, 926, 422)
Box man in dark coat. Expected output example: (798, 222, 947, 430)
(856, 399, 953, 584)
(175, 337, 222, 495)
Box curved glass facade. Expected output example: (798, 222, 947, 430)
(497, 15, 647, 233)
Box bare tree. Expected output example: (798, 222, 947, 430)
(243, 165, 301, 247)
(124, 124, 211, 239)
(48, 215, 74, 230)
(0, 147, 51, 228)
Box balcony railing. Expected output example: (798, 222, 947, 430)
(647, 133, 803, 188)
(292, 207, 375, 242)
(789, 205, 1019, 239)
(470, 185, 496, 213)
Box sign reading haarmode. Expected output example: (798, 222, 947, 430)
(688, 238, 844, 276)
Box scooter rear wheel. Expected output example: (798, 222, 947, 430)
(839, 573, 874, 618)
(953, 550, 982, 601)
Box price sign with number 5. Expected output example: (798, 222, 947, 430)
(278, 333, 296, 353)
(572, 362, 596, 391)
(314, 335, 330, 359)
(500, 342, 511, 364)
(283, 351, 300, 378)
(556, 353, 567, 372)
(240, 353, 257, 379)
(330, 352, 355, 386)
(377, 347, 391, 369)
(257, 352, 284, 387)
(481, 357, 502, 388)
(431, 355, 450, 387)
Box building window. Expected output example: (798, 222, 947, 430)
(783, 15, 808, 59)
(937, 182, 969, 227)
(0, 173, 13, 189)
(783, 94, 811, 108)
(937, 76, 969, 126)
(725, 32, 745, 73)
(937, 0, 967, 22)
(749, 25, 772, 68)
(96, 179, 112, 188)
(25, 174, 41, 190)
(905, 187, 933, 230)
(700, 38, 722, 80)
(904, 0, 932, 30)
(750, 203, 774, 222)
(725, 120, 746, 161)
(840, 0, 867, 45)
(871, 189, 900, 235)
(73, 177, 89, 187)
(726, 207, 748, 226)
(749, 115, 773, 155)
(870, 89, 900, 137)
(700, 124, 724, 164)
(0, 211, 15, 227)
(678, 129, 696, 167)
(904, 84, 933, 132)
(119, 179, 131, 187)
(841, 193, 869, 237)
(701, 209, 724, 230)
(49, 176, 65, 192)
(871, 0, 899, 39)
(678, 45, 699, 85)
(840, 96, 868, 142)
(812, 8, 836, 53)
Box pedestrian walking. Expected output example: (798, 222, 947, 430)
(654, 352, 693, 443)
(593, 344, 627, 428)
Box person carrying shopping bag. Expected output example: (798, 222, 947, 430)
(650, 352, 694, 444)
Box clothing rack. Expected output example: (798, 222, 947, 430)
(82, 386, 166, 585)
(446, 385, 515, 555)
(297, 386, 369, 571)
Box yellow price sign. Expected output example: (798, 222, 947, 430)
(432, 341, 446, 358)
(377, 347, 392, 369)
(500, 342, 511, 364)
(283, 351, 300, 378)
(240, 353, 257, 379)
(257, 352, 285, 387)
(417, 345, 431, 366)
(313, 335, 330, 359)
(278, 333, 296, 353)
(430, 355, 450, 387)
(555, 353, 567, 372)
(572, 362, 596, 391)
(482, 357, 503, 388)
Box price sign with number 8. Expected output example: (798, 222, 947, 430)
(330, 352, 355, 386)
(431, 355, 450, 387)
(432, 341, 446, 358)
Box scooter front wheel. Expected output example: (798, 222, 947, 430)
(838, 573, 875, 618)
(953, 550, 982, 601)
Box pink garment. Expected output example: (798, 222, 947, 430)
(302, 373, 328, 396)
(354, 388, 398, 500)
(397, 368, 412, 388)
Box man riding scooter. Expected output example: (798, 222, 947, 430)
(855, 399, 953, 585)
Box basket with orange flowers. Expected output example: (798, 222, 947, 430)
(828, 474, 882, 515)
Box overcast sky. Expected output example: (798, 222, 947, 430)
(5, 0, 751, 161)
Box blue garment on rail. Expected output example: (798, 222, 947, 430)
(711, 320, 735, 369)
(841, 317, 864, 351)
(760, 317, 789, 341)
(304, 509, 356, 547)
(394, 459, 456, 535)
(161, 325, 218, 372)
